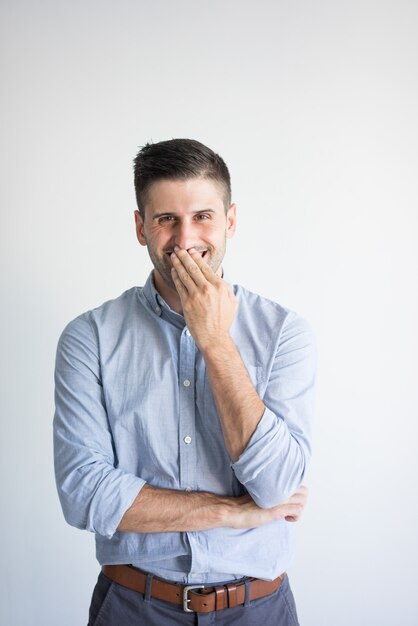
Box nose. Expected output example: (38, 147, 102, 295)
(173, 219, 198, 250)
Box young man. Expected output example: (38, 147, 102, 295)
(54, 138, 316, 625)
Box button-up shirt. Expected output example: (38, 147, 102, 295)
(53, 273, 316, 583)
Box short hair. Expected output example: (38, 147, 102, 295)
(133, 138, 231, 218)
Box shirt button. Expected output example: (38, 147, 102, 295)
(183, 379, 191, 387)
(155, 306, 161, 315)
(185, 329, 191, 336)
(185, 487, 192, 492)
(184, 436, 192, 444)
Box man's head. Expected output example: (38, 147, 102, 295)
(133, 139, 236, 299)
(133, 138, 231, 219)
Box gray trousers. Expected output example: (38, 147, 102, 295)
(88, 571, 300, 625)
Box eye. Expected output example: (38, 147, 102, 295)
(195, 213, 211, 221)
(158, 215, 176, 224)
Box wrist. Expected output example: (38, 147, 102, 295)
(197, 492, 235, 528)
(199, 333, 234, 358)
(210, 497, 236, 528)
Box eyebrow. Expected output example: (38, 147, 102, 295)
(152, 209, 216, 220)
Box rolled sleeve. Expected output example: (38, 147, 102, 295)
(53, 314, 145, 539)
(232, 313, 316, 508)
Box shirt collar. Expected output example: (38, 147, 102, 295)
(142, 271, 186, 329)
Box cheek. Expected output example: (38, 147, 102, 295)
(146, 230, 167, 248)
(203, 224, 225, 240)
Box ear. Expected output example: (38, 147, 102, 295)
(226, 203, 237, 239)
(134, 210, 147, 246)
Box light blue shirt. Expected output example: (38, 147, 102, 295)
(54, 272, 316, 583)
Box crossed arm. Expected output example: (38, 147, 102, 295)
(117, 246, 310, 534)
(118, 485, 308, 533)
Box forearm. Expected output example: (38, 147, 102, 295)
(117, 484, 304, 533)
(117, 485, 227, 533)
(201, 335, 265, 462)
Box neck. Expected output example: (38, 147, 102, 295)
(153, 271, 183, 314)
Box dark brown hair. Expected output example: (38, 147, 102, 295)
(133, 138, 231, 218)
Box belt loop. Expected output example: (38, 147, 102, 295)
(215, 585, 225, 611)
(144, 572, 154, 603)
(244, 578, 251, 607)
(226, 583, 237, 608)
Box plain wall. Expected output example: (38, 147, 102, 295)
(1, 1, 417, 624)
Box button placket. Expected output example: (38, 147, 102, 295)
(178, 329, 197, 491)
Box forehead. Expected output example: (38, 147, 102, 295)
(145, 177, 226, 215)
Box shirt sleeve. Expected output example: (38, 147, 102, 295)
(231, 312, 316, 508)
(53, 313, 146, 539)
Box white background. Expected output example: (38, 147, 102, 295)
(1, 1, 417, 624)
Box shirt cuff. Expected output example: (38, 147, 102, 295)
(85, 474, 147, 540)
(231, 407, 282, 483)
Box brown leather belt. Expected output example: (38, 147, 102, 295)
(102, 564, 285, 613)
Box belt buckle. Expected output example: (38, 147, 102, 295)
(183, 584, 204, 612)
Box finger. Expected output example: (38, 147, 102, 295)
(187, 248, 220, 285)
(172, 247, 206, 287)
(287, 493, 307, 508)
(171, 267, 189, 299)
(274, 502, 304, 520)
(170, 254, 198, 292)
(288, 485, 308, 503)
(288, 485, 308, 497)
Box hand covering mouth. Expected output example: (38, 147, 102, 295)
(165, 249, 209, 258)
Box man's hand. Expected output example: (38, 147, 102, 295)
(226, 485, 309, 528)
(170, 246, 237, 351)
(283, 484, 308, 522)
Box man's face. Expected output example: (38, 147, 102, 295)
(135, 177, 237, 292)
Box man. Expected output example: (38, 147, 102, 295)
(54, 138, 316, 625)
